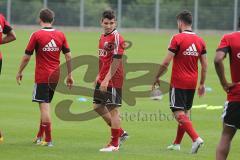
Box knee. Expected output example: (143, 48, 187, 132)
(176, 114, 190, 124)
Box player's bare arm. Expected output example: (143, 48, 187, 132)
(16, 54, 31, 85)
(100, 57, 121, 92)
(214, 51, 235, 92)
(64, 52, 73, 89)
(152, 51, 174, 90)
(1, 30, 16, 44)
(198, 54, 208, 97)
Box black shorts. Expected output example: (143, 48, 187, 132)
(32, 83, 57, 103)
(222, 101, 240, 129)
(93, 83, 122, 106)
(169, 87, 195, 112)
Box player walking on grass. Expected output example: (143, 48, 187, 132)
(152, 10, 207, 153)
(16, 8, 73, 147)
(215, 18, 240, 160)
(0, 13, 16, 143)
(93, 10, 128, 152)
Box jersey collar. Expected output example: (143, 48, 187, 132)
(182, 30, 195, 34)
(41, 27, 55, 31)
(104, 28, 116, 37)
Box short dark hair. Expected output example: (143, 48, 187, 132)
(39, 8, 55, 23)
(102, 10, 116, 20)
(176, 10, 192, 25)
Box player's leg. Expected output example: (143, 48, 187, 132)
(33, 117, 44, 144)
(99, 105, 121, 152)
(110, 87, 128, 146)
(171, 109, 190, 146)
(93, 83, 112, 127)
(94, 103, 112, 126)
(173, 119, 185, 144)
(99, 87, 127, 152)
(109, 105, 121, 146)
(185, 89, 204, 153)
(94, 103, 126, 139)
(39, 102, 53, 147)
(216, 124, 236, 160)
(173, 110, 203, 153)
(168, 87, 185, 150)
(169, 88, 203, 152)
(32, 83, 55, 146)
(171, 110, 190, 145)
(216, 101, 240, 159)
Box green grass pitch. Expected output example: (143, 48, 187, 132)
(0, 29, 239, 160)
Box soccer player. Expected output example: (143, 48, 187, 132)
(16, 8, 73, 147)
(0, 13, 16, 143)
(215, 18, 240, 160)
(152, 10, 207, 153)
(93, 10, 128, 152)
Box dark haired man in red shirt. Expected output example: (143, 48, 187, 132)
(16, 8, 73, 147)
(0, 13, 16, 143)
(153, 10, 207, 154)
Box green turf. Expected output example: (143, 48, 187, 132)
(0, 29, 239, 160)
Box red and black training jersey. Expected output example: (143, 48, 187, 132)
(25, 27, 70, 83)
(217, 32, 240, 102)
(97, 29, 125, 88)
(0, 13, 12, 59)
(168, 30, 207, 89)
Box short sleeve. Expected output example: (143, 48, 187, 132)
(201, 40, 207, 55)
(216, 35, 230, 54)
(1, 15, 12, 34)
(113, 33, 124, 59)
(61, 33, 70, 54)
(25, 33, 37, 55)
(168, 35, 179, 54)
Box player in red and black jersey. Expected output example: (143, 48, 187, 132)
(0, 13, 16, 75)
(215, 17, 240, 160)
(16, 9, 73, 147)
(93, 10, 128, 152)
(0, 13, 16, 143)
(153, 10, 208, 153)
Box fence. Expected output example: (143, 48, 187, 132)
(0, 0, 239, 31)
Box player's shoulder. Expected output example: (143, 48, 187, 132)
(171, 32, 185, 40)
(172, 33, 181, 37)
(0, 13, 5, 20)
(53, 29, 64, 34)
(195, 34, 206, 44)
(29, 30, 40, 38)
(112, 29, 124, 40)
(54, 29, 66, 38)
(222, 31, 239, 39)
(112, 29, 122, 36)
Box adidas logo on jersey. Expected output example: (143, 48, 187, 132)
(43, 39, 59, 52)
(183, 43, 199, 56)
